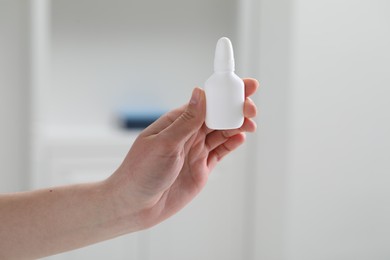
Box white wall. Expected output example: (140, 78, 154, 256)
(285, 0, 390, 259)
(44, 0, 238, 128)
(254, 0, 292, 259)
(254, 0, 390, 259)
(0, 0, 30, 192)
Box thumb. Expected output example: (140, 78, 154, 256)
(161, 87, 206, 144)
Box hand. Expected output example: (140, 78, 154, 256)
(108, 78, 259, 230)
(0, 79, 258, 259)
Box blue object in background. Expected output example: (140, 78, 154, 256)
(117, 108, 166, 129)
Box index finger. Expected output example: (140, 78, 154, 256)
(140, 104, 186, 137)
(244, 78, 259, 98)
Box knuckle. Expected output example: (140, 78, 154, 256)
(181, 109, 196, 122)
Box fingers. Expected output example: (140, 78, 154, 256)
(142, 78, 259, 138)
(207, 133, 246, 170)
(205, 118, 256, 151)
(243, 78, 259, 118)
(141, 105, 186, 136)
(243, 78, 259, 98)
(160, 88, 206, 145)
(244, 97, 257, 118)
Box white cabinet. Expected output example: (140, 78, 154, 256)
(47, 235, 139, 260)
(30, 0, 258, 259)
(33, 127, 136, 188)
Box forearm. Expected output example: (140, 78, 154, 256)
(0, 179, 138, 259)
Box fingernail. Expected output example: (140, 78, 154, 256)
(190, 88, 200, 105)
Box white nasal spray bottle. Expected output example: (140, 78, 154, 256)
(204, 37, 245, 130)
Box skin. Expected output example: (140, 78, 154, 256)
(0, 78, 259, 259)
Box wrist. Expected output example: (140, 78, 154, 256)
(99, 176, 144, 234)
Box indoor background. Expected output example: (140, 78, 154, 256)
(0, 0, 389, 259)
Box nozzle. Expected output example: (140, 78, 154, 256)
(214, 37, 235, 72)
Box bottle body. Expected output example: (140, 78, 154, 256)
(204, 72, 245, 130)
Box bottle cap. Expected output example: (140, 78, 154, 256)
(214, 37, 235, 72)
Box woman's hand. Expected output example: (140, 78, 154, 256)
(109, 78, 259, 230)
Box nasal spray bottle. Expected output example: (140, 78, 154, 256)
(204, 37, 245, 130)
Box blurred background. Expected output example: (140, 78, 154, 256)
(0, 0, 389, 259)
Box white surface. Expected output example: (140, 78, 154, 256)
(0, 0, 30, 192)
(254, 0, 291, 258)
(285, 1, 390, 259)
(43, 0, 238, 127)
(44, 235, 139, 260)
(254, 0, 390, 259)
(33, 126, 136, 188)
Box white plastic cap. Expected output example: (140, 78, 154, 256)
(214, 37, 235, 72)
